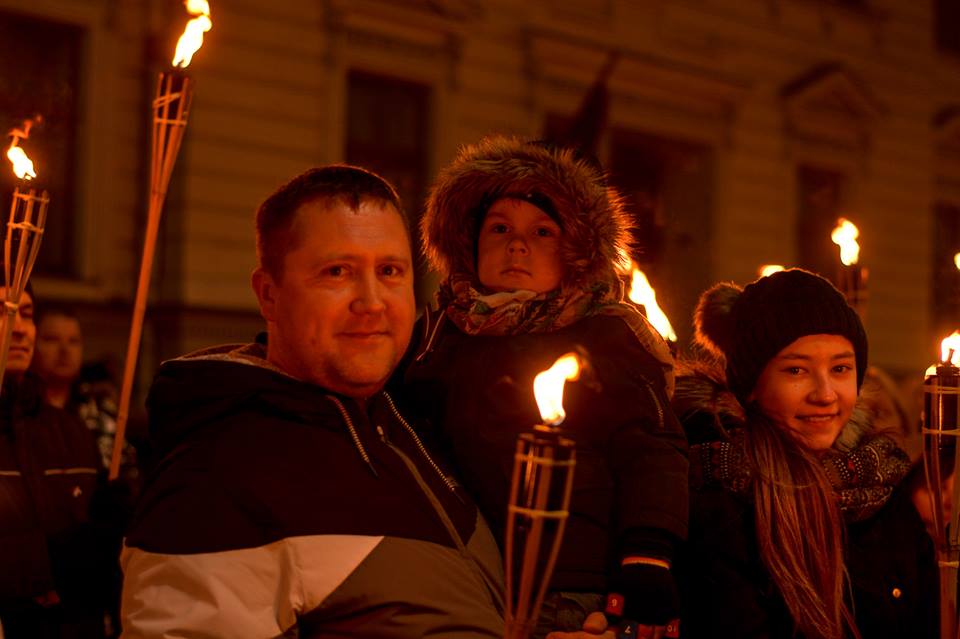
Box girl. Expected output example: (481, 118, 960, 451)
(674, 268, 937, 639)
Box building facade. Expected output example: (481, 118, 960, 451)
(1, 0, 958, 415)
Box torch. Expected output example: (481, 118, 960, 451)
(626, 263, 677, 349)
(831, 218, 868, 314)
(110, 0, 212, 480)
(922, 331, 960, 639)
(0, 118, 48, 389)
(504, 353, 581, 639)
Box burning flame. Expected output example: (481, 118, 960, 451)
(534, 353, 582, 426)
(759, 264, 784, 277)
(941, 331, 960, 366)
(831, 218, 860, 266)
(955, 252, 960, 271)
(6, 116, 39, 180)
(6, 146, 35, 180)
(927, 331, 960, 376)
(628, 266, 677, 342)
(172, 0, 212, 68)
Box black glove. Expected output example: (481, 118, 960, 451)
(616, 561, 680, 626)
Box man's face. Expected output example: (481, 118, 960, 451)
(253, 198, 415, 399)
(32, 314, 83, 384)
(0, 288, 35, 376)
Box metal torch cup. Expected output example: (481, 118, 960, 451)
(503, 424, 576, 639)
(923, 358, 960, 639)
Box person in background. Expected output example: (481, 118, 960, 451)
(0, 283, 111, 638)
(30, 307, 136, 485)
(673, 268, 937, 639)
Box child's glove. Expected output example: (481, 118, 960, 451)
(609, 559, 680, 627)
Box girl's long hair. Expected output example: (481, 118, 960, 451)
(745, 408, 860, 639)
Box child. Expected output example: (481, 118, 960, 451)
(673, 269, 936, 638)
(402, 136, 688, 636)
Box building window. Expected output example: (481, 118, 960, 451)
(936, 0, 960, 56)
(346, 71, 430, 225)
(546, 113, 715, 343)
(0, 10, 83, 278)
(796, 165, 848, 280)
(933, 202, 960, 335)
(346, 70, 431, 298)
(607, 129, 714, 344)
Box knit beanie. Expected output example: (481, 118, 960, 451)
(694, 268, 868, 404)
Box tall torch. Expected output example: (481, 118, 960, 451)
(504, 353, 581, 639)
(626, 262, 677, 347)
(831, 217, 868, 314)
(0, 118, 48, 389)
(922, 331, 960, 639)
(110, 0, 212, 480)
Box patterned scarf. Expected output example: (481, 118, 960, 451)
(438, 275, 676, 395)
(691, 427, 911, 522)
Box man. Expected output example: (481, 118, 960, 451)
(120, 166, 505, 638)
(0, 284, 108, 638)
(31, 307, 135, 481)
(30, 307, 83, 411)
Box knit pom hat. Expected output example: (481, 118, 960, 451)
(694, 269, 868, 404)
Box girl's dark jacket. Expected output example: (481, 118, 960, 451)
(672, 365, 938, 639)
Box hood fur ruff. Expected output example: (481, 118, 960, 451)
(421, 136, 632, 289)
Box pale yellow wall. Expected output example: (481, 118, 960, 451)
(8, 0, 959, 379)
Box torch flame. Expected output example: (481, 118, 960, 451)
(6, 145, 36, 180)
(954, 252, 960, 271)
(172, 0, 212, 68)
(534, 353, 582, 426)
(941, 331, 960, 366)
(831, 218, 860, 266)
(759, 264, 785, 277)
(628, 266, 677, 342)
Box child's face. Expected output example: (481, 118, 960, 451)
(476, 198, 563, 294)
(748, 333, 858, 452)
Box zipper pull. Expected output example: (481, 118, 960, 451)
(376, 425, 389, 443)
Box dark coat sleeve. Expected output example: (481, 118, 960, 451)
(588, 317, 689, 550)
(675, 486, 792, 639)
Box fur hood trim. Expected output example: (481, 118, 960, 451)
(422, 136, 632, 289)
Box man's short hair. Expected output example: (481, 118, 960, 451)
(255, 165, 407, 281)
(35, 303, 78, 328)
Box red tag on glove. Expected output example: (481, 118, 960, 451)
(605, 592, 625, 617)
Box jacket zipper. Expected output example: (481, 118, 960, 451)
(374, 423, 468, 553)
(326, 395, 379, 478)
(644, 383, 665, 430)
(382, 392, 461, 497)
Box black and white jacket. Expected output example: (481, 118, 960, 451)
(121, 344, 504, 638)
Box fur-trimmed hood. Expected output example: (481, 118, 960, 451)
(421, 136, 631, 289)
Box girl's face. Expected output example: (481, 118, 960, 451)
(476, 198, 563, 294)
(749, 334, 858, 452)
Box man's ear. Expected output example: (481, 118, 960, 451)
(252, 267, 278, 322)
